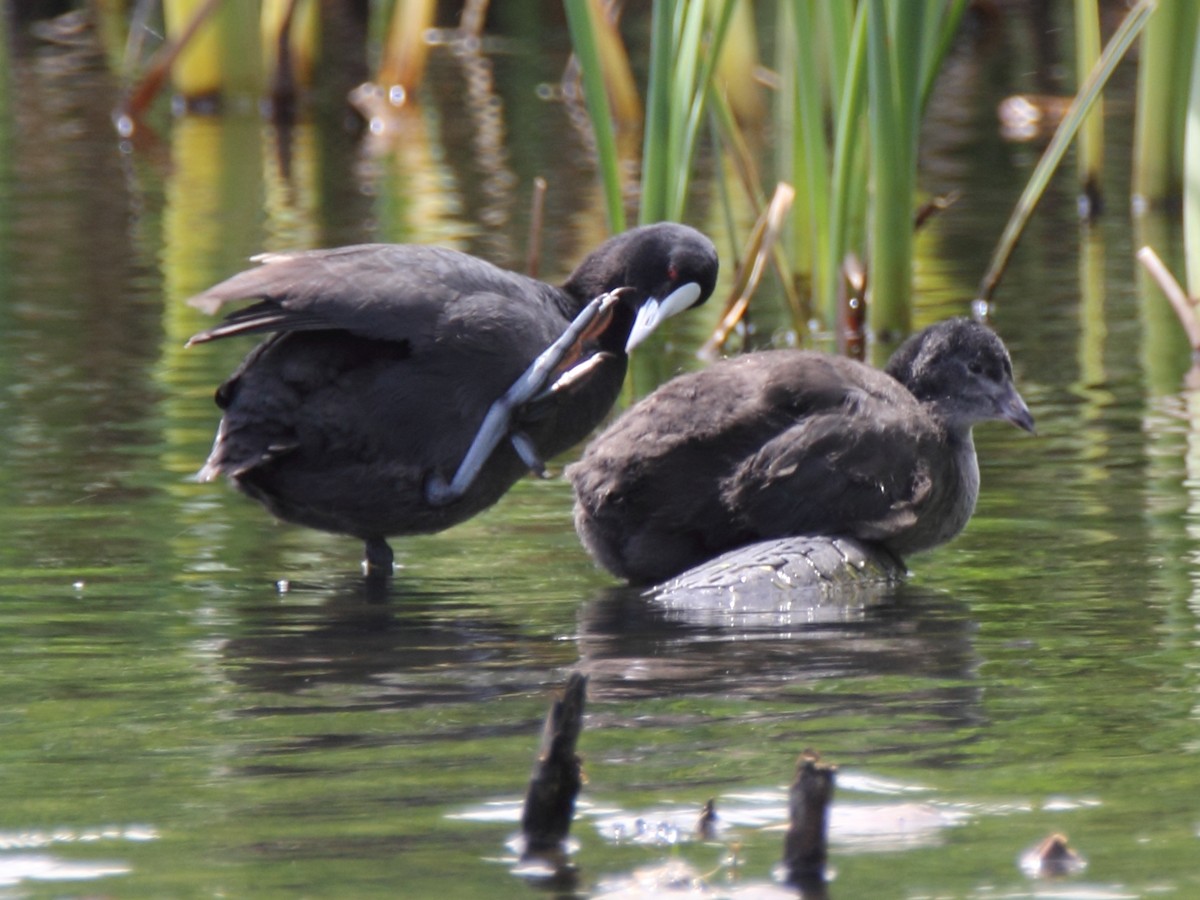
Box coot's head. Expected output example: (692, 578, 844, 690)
(563, 222, 719, 351)
(885, 317, 1035, 433)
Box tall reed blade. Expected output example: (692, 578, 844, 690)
(1073, 0, 1104, 213)
(1133, 0, 1197, 208)
(586, 0, 642, 128)
(866, 0, 923, 336)
(781, 2, 824, 294)
(564, 0, 627, 232)
(640, 0, 736, 225)
(825, 5, 869, 330)
(978, 0, 1155, 304)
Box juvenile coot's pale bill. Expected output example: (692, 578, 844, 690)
(189, 223, 719, 575)
(568, 317, 1034, 584)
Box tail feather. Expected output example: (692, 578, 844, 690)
(194, 417, 298, 484)
(194, 418, 229, 483)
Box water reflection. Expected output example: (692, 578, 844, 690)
(578, 583, 976, 697)
(216, 574, 555, 705)
(210, 567, 988, 770)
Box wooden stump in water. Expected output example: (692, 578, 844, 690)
(520, 672, 587, 860)
(784, 750, 837, 889)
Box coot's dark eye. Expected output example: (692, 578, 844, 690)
(668, 264, 679, 282)
(967, 360, 983, 376)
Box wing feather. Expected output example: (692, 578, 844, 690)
(722, 407, 936, 543)
(185, 244, 554, 347)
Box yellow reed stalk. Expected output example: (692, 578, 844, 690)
(378, 0, 437, 103)
(715, 0, 764, 123)
(1074, 0, 1103, 211)
(587, 0, 642, 128)
(161, 0, 224, 102)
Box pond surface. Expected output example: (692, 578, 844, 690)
(1, 6, 1199, 899)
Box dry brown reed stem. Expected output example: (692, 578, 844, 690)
(701, 181, 795, 358)
(1137, 246, 1200, 350)
(526, 177, 548, 278)
(120, 0, 222, 124)
(265, 0, 303, 122)
(459, 0, 490, 39)
(378, 0, 436, 99)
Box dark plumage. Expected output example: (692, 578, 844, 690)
(188, 223, 719, 573)
(568, 318, 1034, 584)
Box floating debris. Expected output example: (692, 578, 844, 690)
(1019, 831, 1087, 879)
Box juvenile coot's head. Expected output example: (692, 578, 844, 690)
(885, 317, 1035, 433)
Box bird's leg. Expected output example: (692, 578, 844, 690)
(509, 431, 547, 478)
(424, 289, 624, 507)
(362, 537, 395, 577)
(423, 398, 523, 505)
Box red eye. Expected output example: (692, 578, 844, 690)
(668, 264, 679, 281)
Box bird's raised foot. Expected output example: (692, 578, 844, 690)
(506, 289, 625, 405)
(532, 352, 612, 403)
(424, 290, 625, 507)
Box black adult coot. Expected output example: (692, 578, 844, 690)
(187, 223, 719, 574)
(568, 317, 1034, 584)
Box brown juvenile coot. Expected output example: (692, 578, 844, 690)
(568, 317, 1034, 584)
(188, 223, 719, 574)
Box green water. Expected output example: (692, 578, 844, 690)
(0, 7, 1198, 899)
